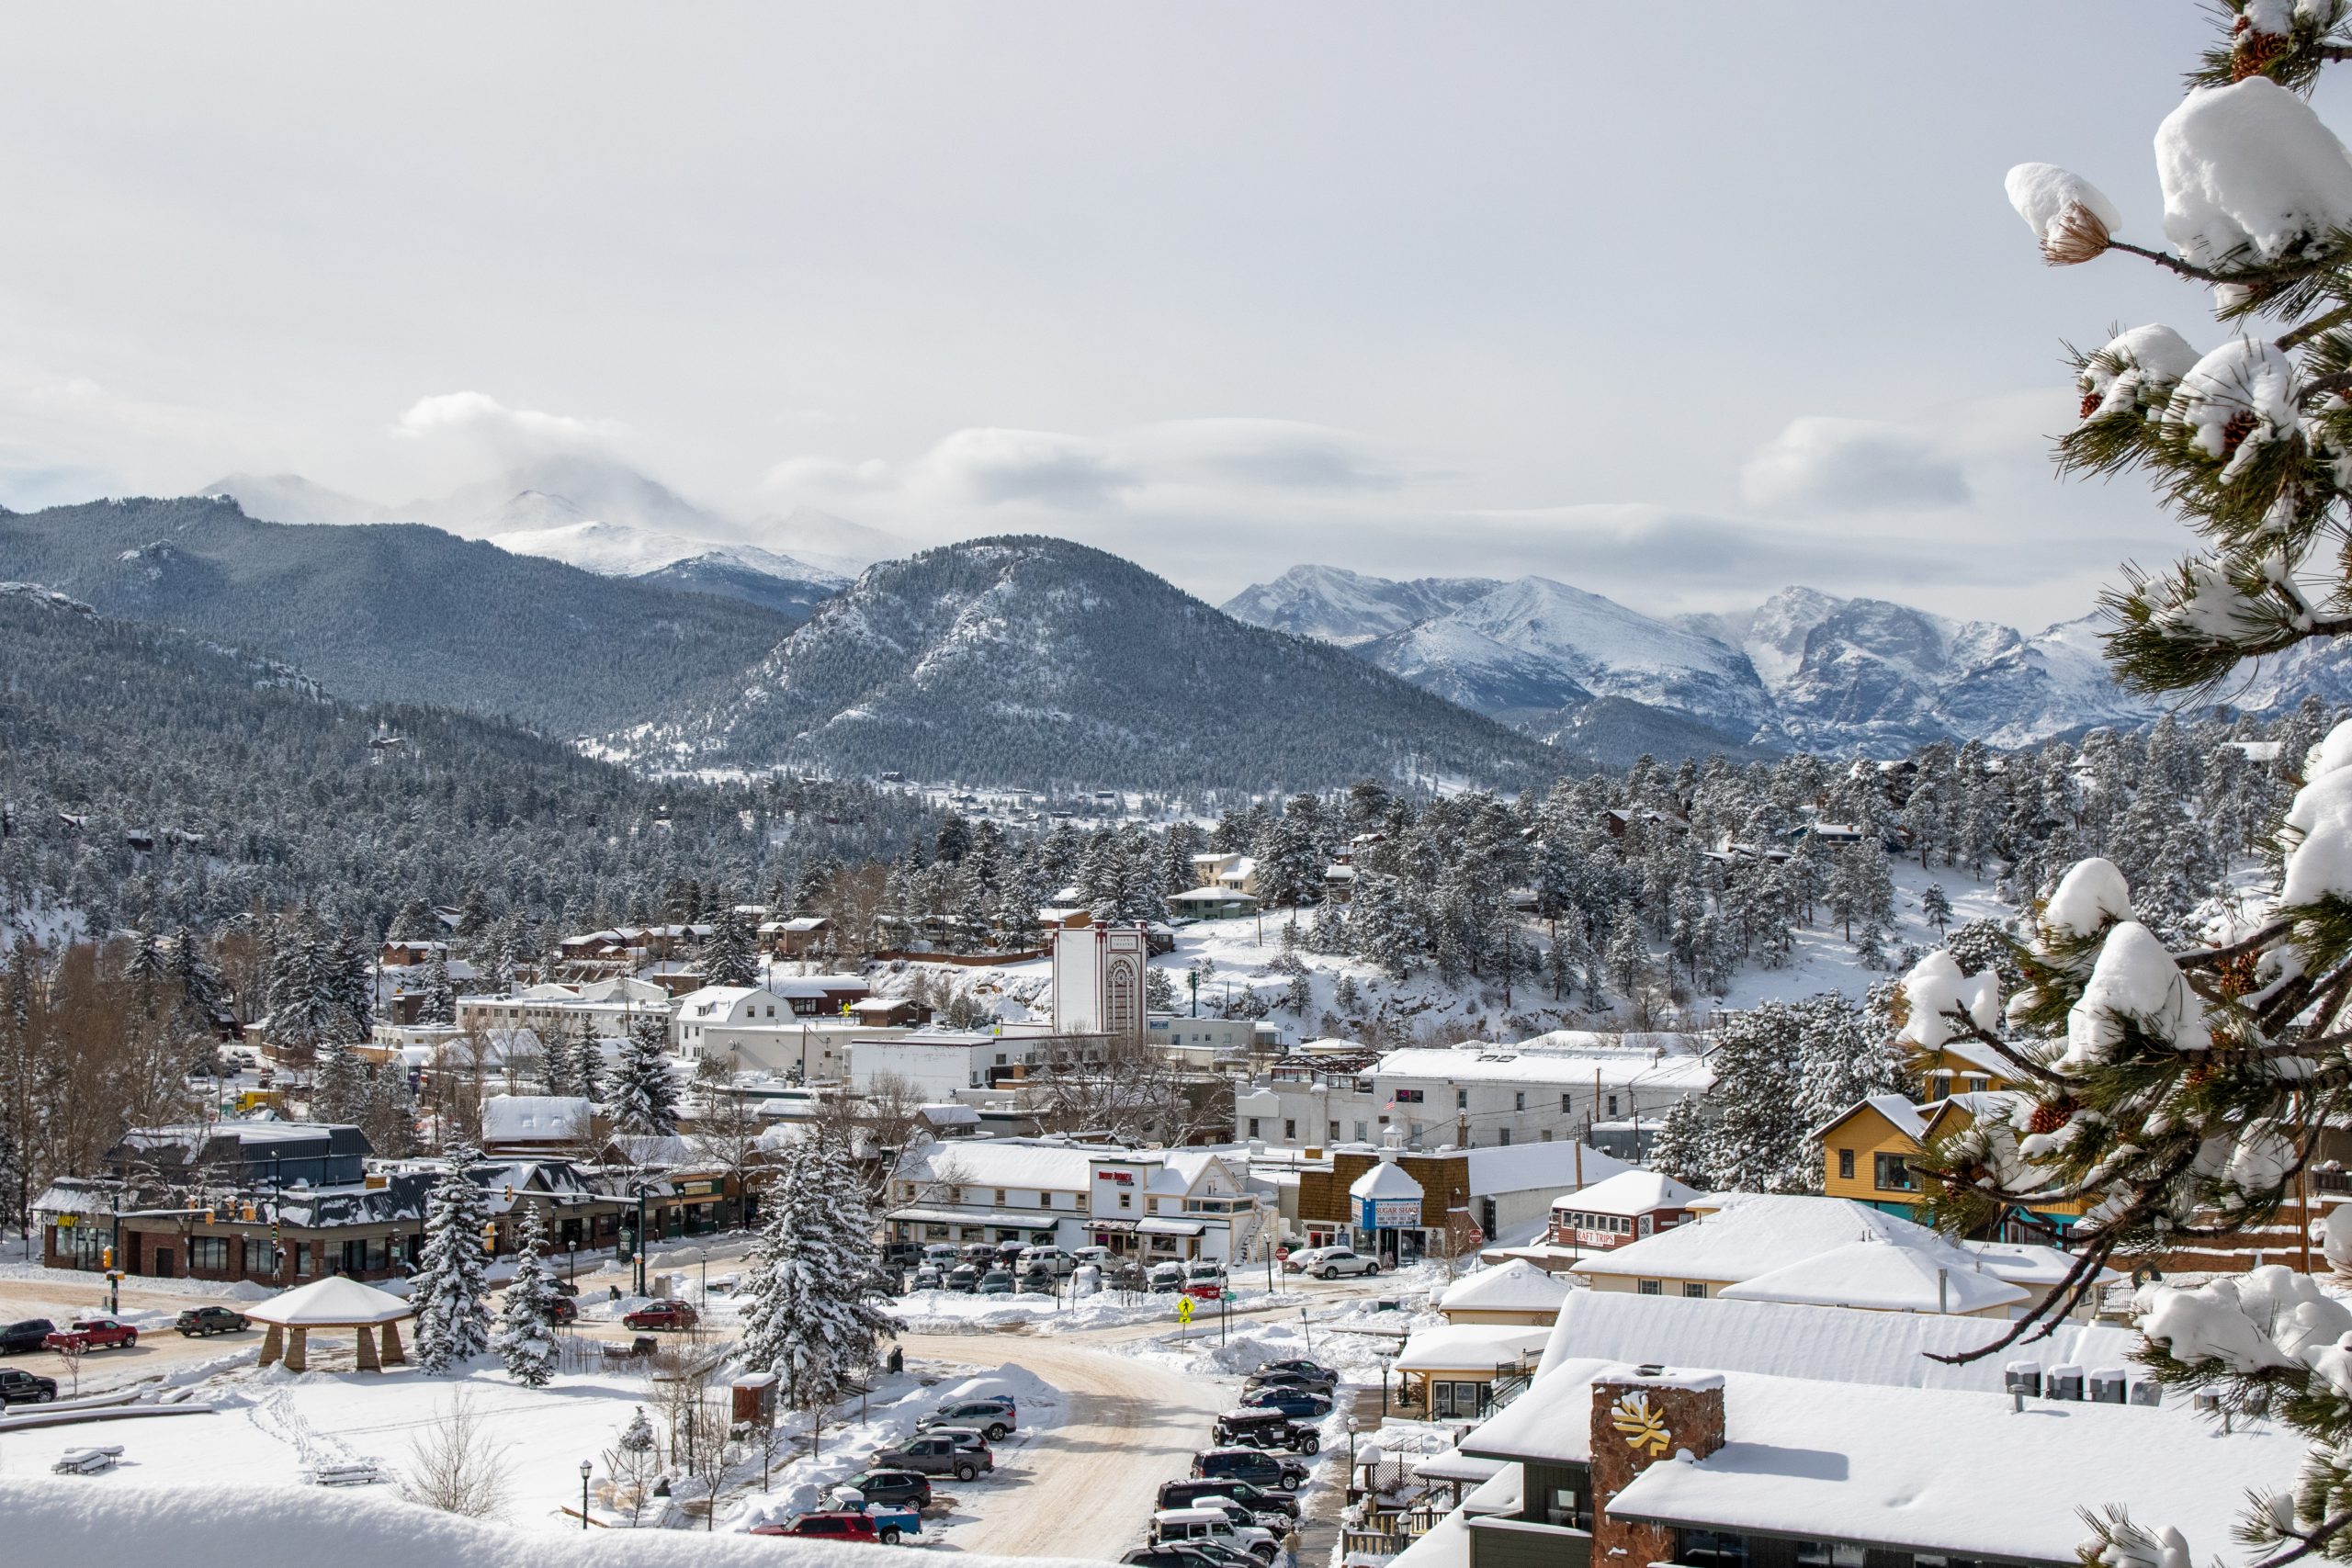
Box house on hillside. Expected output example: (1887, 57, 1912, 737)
(1815, 1089, 2093, 1237)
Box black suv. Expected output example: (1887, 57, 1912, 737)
(1213, 1407, 1319, 1453)
(175, 1306, 251, 1337)
(842, 1469, 933, 1509)
(1192, 1447, 1311, 1491)
(0, 1318, 55, 1355)
(1157, 1478, 1300, 1521)
(0, 1367, 59, 1405)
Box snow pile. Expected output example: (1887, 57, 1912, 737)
(1896, 950, 2000, 1049)
(2042, 857, 2134, 940)
(2079, 324, 2202, 420)
(2163, 338, 2301, 481)
(3, 1476, 1092, 1568)
(2006, 162, 2122, 265)
(2061, 921, 2206, 1068)
(2280, 718, 2352, 904)
(2141, 1264, 2352, 1387)
(2156, 79, 2352, 272)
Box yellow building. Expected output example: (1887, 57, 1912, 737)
(1816, 1089, 2091, 1235)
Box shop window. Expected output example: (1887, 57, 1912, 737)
(189, 1236, 230, 1273)
(243, 1239, 276, 1275)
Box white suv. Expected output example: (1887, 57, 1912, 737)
(1306, 1247, 1378, 1280)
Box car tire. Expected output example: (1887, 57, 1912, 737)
(956, 1463, 977, 1483)
(986, 1424, 1008, 1441)
(1317, 1267, 1338, 1280)
(1279, 1475, 1299, 1491)
(39, 1390, 54, 1403)
(880, 1529, 902, 1545)
(1298, 1435, 1319, 1455)
(1362, 1264, 1376, 1276)
(123, 1333, 137, 1348)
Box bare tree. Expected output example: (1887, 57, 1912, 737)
(402, 1391, 513, 1518)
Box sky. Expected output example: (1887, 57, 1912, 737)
(0, 3, 2321, 626)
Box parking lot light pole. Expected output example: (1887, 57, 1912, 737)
(580, 1460, 592, 1529)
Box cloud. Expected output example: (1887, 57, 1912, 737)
(1738, 415, 1972, 513)
(909, 427, 1127, 508)
(392, 390, 626, 461)
(1117, 419, 1402, 492)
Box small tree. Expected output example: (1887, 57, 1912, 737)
(601, 1406, 661, 1528)
(1918, 883, 1952, 937)
(611, 1014, 679, 1136)
(403, 1390, 512, 1518)
(411, 1145, 492, 1372)
(492, 1201, 560, 1387)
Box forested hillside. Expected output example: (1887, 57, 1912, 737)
(0, 495, 797, 734)
(0, 584, 937, 938)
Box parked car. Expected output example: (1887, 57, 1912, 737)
(44, 1318, 137, 1352)
(1213, 1407, 1320, 1454)
(1159, 1540, 1263, 1568)
(1192, 1447, 1310, 1491)
(1151, 1506, 1279, 1564)
(1252, 1359, 1338, 1388)
(1186, 1262, 1227, 1285)
(0, 1319, 57, 1355)
(839, 1469, 933, 1509)
(1306, 1248, 1377, 1280)
(0, 1368, 59, 1405)
(826, 1495, 922, 1544)
(1018, 1264, 1056, 1292)
(945, 1265, 981, 1293)
(750, 1511, 880, 1543)
(910, 1266, 944, 1292)
(922, 1244, 960, 1267)
(1279, 1247, 1339, 1275)
(976, 1269, 1015, 1295)
(1125, 1550, 1216, 1568)
(548, 1295, 579, 1325)
(174, 1307, 250, 1337)
(992, 1239, 1028, 1265)
(870, 1433, 993, 1482)
(917, 1399, 1016, 1441)
(924, 1426, 995, 1455)
(1156, 1478, 1300, 1521)
(1018, 1246, 1077, 1277)
(620, 1300, 698, 1331)
(883, 1242, 926, 1268)
(1186, 1496, 1297, 1539)
(1245, 1369, 1335, 1396)
(551, 1277, 581, 1298)
(1239, 1385, 1332, 1420)
(959, 1243, 997, 1266)
(1148, 1261, 1188, 1292)
(1070, 1245, 1114, 1269)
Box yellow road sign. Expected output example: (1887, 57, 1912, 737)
(1176, 1296, 1194, 1325)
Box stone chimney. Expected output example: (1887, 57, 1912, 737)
(1589, 1365, 1725, 1562)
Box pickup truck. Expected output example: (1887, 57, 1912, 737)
(45, 1317, 138, 1352)
(827, 1494, 923, 1544)
(0, 1367, 60, 1405)
(870, 1432, 993, 1482)
(750, 1511, 880, 1544)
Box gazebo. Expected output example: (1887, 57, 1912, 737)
(246, 1276, 413, 1372)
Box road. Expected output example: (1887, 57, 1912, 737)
(894, 1331, 1237, 1561)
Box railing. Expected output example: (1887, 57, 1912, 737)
(1341, 1501, 1452, 1561)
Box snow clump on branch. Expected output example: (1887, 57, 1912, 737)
(2163, 337, 2301, 479)
(2078, 324, 2202, 421)
(2061, 920, 2209, 1069)
(2279, 716, 2352, 903)
(2006, 163, 2123, 265)
(1894, 950, 2000, 1049)
(2156, 79, 2352, 274)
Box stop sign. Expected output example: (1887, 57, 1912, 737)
(1275, 1246, 1291, 1261)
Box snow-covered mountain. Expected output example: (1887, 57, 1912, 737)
(487, 519, 849, 620)
(1223, 567, 2172, 760)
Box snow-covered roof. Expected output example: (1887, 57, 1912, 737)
(1717, 1239, 2029, 1314)
(1470, 1359, 2292, 1561)
(1373, 1042, 1713, 1091)
(1572, 1193, 1965, 1285)
(1437, 1259, 1572, 1316)
(1547, 1168, 1699, 1218)
(1961, 1237, 2116, 1288)
(1170, 886, 1256, 904)
(1350, 1158, 1424, 1201)
(480, 1096, 591, 1144)
(897, 1137, 1101, 1190)
(676, 986, 761, 1019)
(1815, 1092, 1928, 1142)
(919, 1103, 981, 1126)
(1532, 1288, 2137, 1393)
(246, 1275, 413, 1326)
(1393, 1325, 1551, 1374)
(1463, 1140, 1632, 1198)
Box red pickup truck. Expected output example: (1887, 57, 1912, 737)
(44, 1317, 139, 1352)
(749, 1511, 881, 1543)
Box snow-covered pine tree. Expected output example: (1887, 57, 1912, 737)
(610, 1014, 678, 1135)
(417, 951, 456, 1026)
(704, 906, 759, 988)
(492, 1201, 560, 1387)
(1929, 15, 2352, 1553)
(312, 1042, 368, 1122)
(1918, 883, 1952, 936)
(573, 1026, 605, 1106)
(411, 1146, 492, 1372)
(736, 1128, 896, 1406)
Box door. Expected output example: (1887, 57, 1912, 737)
(151, 1247, 175, 1279)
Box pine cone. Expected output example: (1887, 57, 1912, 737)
(2041, 201, 2112, 266)
(2233, 15, 2291, 81)
(2080, 389, 2103, 421)
(2027, 1097, 2075, 1136)
(2222, 410, 2260, 455)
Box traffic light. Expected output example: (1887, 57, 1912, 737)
(203, 1209, 215, 1224)
(100, 1247, 113, 1270)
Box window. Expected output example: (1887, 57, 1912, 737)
(1455, 1089, 1468, 1110)
(1874, 1153, 1917, 1192)
(994, 1190, 1007, 1206)
(243, 1238, 276, 1275)
(1038, 1190, 1052, 1207)
(1329, 1122, 1341, 1142)
(294, 1242, 313, 1278)
(1514, 1091, 1526, 1111)
(1247, 1118, 1261, 1139)
(1838, 1148, 1856, 1180)
(1606, 1094, 1620, 1118)
(1561, 1092, 1572, 1112)
(1637, 1279, 1663, 1295)
(1682, 1281, 1707, 1299)
(189, 1236, 230, 1273)
(1541, 1129, 1554, 1142)
(1395, 1089, 1424, 1104)
(1119, 1191, 1132, 1211)
(1284, 1120, 1296, 1141)
(1076, 1193, 1089, 1211)
(1498, 1128, 1511, 1146)
(1148, 1198, 1160, 1213)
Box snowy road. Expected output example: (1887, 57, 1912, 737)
(892, 1331, 1236, 1562)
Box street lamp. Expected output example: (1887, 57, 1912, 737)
(1345, 1414, 1358, 1473)
(580, 1460, 592, 1529)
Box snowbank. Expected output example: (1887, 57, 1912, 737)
(3, 1479, 1103, 1568)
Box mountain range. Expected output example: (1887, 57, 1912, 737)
(1220, 565, 2205, 761)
